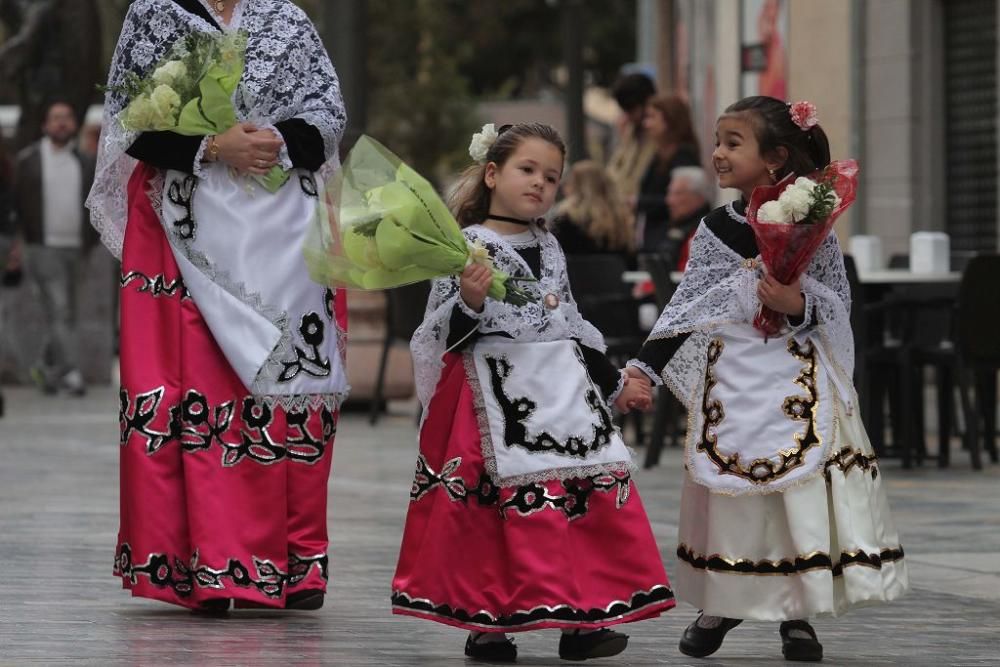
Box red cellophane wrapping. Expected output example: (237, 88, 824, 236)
(746, 159, 859, 336)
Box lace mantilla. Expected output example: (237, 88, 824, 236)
(646, 220, 854, 409)
(410, 224, 606, 417)
(87, 0, 346, 258)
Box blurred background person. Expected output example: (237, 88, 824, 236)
(606, 72, 657, 205)
(663, 166, 713, 271)
(634, 94, 700, 253)
(8, 100, 96, 395)
(553, 159, 635, 259)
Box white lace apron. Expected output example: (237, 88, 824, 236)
(465, 337, 632, 486)
(684, 323, 837, 496)
(159, 165, 347, 406)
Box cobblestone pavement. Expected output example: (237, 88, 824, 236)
(1, 386, 998, 666)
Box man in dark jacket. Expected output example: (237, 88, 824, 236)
(7, 100, 96, 395)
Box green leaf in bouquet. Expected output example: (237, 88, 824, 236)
(374, 215, 467, 273)
(357, 264, 437, 290)
(351, 216, 383, 239)
(393, 161, 466, 252)
(342, 227, 383, 270)
(253, 166, 291, 193)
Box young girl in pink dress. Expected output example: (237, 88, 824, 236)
(391, 122, 673, 662)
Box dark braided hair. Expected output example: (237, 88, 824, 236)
(723, 96, 831, 180)
(449, 122, 566, 228)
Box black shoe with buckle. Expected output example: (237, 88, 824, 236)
(464, 634, 517, 663)
(780, 620, 823, 662)
(678, 614, 742, 658)
(558, 629, 629, 661)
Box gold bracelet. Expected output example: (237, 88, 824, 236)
(207, 135, 220, 162)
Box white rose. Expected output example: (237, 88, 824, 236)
(758, 200, 788, 223)
(152, 60, 188, 87)
(779, 187, 813, 222)
(149, 84, 181, 129)
(793, 176, 817, 191)
(468, 123, 499, 164)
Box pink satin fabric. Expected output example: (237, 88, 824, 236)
(115, 164, 343, 609)
(392, 354, 674, 632)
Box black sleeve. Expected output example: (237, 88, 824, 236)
(274, 118, 327, 172)
(577, 342, 622, 398)
(445, 302, 482, 351)
(126, 131, 205, 173)
(635, 332, 693, 381)
(787, 303, 818, 328)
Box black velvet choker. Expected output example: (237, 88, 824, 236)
(486, 214, 534, 226)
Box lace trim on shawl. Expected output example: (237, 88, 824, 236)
(645, 221, 854, 409)
(625, 359, 662, 386)
(725, 201, 747, 224)
(607, 370, 627, 403)
(88, 0, 346, 259)
(410, 224, 605, 418)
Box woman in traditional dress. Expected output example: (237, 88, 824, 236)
(87, 0, 348, 611)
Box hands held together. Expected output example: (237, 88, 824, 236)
(614, 366, 655, 414)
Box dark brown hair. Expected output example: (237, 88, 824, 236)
(449, 122, 567, 228)
(647, 93, 699, 155)
(723, 96, 831, 179)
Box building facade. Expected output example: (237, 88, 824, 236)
(639, 0, 998, 257)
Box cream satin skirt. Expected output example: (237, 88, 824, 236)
(674, 394, 909, 621)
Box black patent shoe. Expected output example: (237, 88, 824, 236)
(558, 629, 629, 661)
(780, 620, 823, 662)
(464, 634, 517, 663)
(678, 615, 742, 658)
(286, 588, 325, 610)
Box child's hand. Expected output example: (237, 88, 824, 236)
(757, 273, 805, 317)
(614, 373, 653, 413)
(459, 263, 493, 312)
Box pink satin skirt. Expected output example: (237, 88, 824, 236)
(391, 353, 674, 632)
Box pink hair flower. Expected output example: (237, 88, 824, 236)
(789, 101, 819, 131)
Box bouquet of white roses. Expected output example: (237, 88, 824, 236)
(746, 160, 858, 336)
(756, 175, 842, 225)
(111, 31, 288, 192)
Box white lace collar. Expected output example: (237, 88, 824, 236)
(725, 200, 748, 225)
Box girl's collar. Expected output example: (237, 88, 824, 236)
(726, 199, 748, 225)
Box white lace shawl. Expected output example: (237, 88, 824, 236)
(640, 218, 854, 409)
(87, 0, 346, 258)
(410, 224, 607, 414)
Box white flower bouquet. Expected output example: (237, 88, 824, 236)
(746, 160, 859, 336)
(109, 31, 288, 192)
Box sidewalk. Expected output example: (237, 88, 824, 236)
(0, 385, 998, 666)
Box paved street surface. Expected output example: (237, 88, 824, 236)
(1, 385, 998, 666)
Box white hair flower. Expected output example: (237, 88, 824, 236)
(468, 123, 499, 164)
